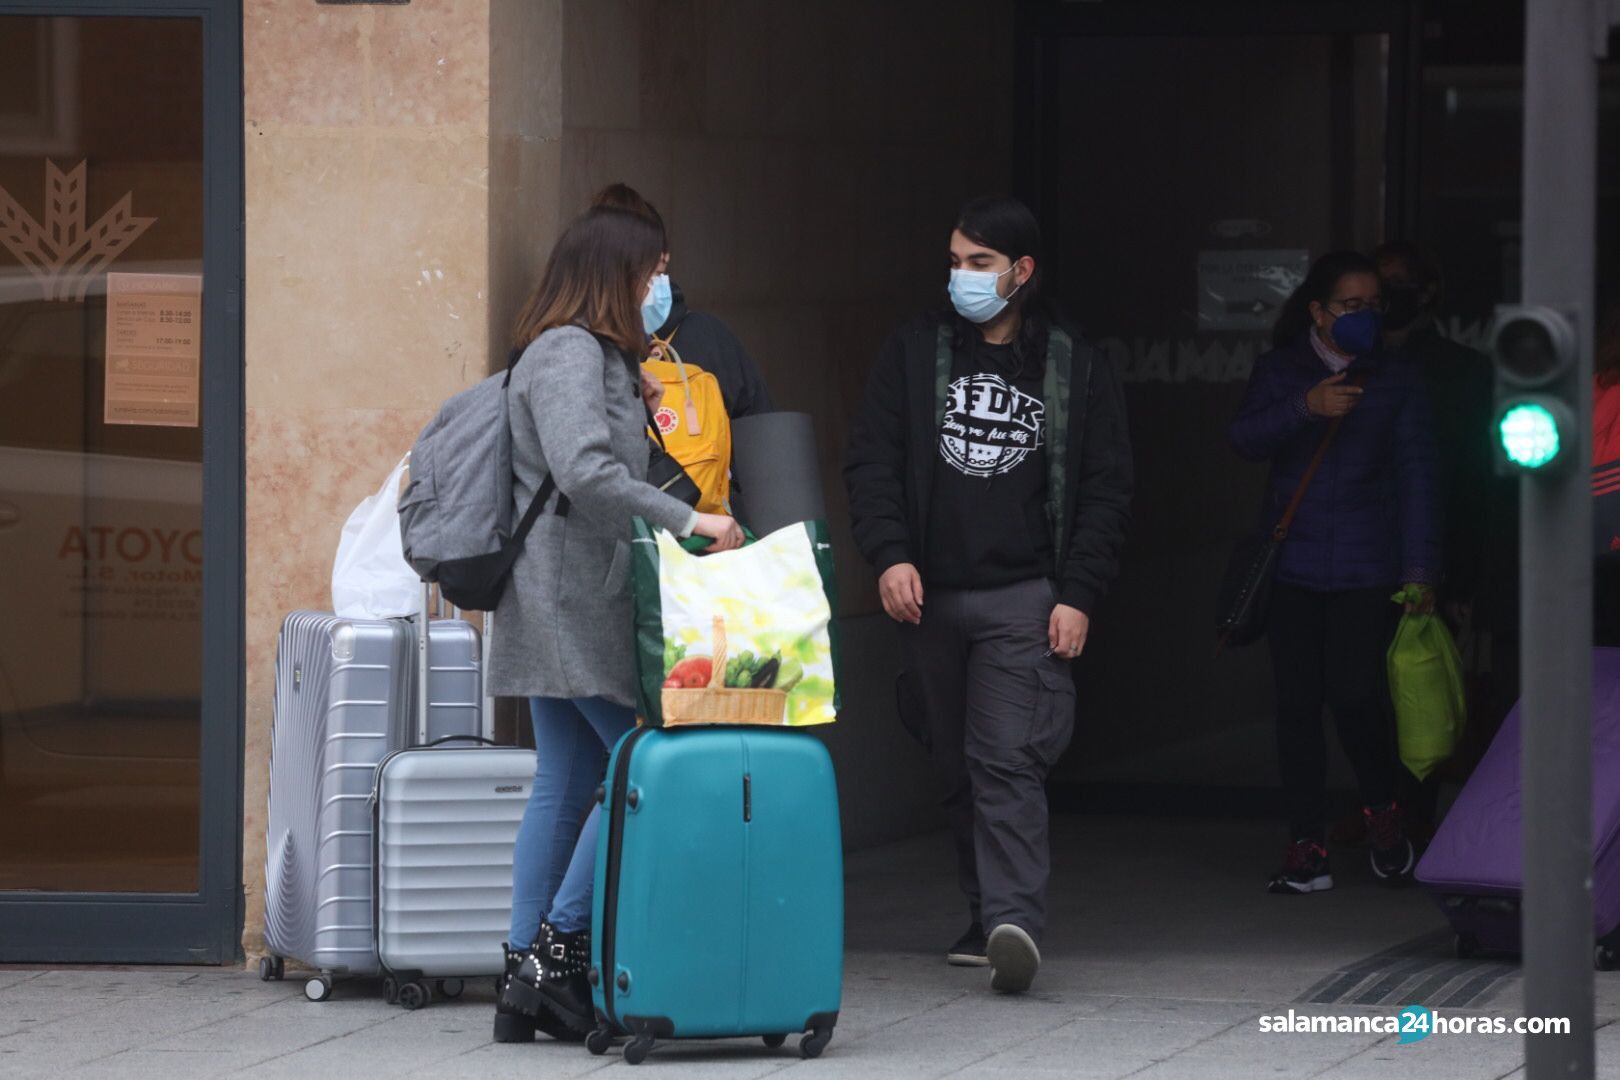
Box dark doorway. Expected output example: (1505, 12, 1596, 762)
(1019, 2, 1412, 808)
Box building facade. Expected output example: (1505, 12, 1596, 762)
(0, 0, 1611, 964)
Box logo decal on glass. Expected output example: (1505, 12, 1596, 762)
(0, 159, 156, 301)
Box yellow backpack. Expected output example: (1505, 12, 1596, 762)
(645, 332, 732, 515)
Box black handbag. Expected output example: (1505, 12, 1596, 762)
(1216, 382, 1360, 653)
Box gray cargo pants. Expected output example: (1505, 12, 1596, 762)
(898, 577, 1076, 943)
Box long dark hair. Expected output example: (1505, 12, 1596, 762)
(1271, 250, 1380, 349)
(512, 207, 663, 357)
(946, 196, 1053, 362)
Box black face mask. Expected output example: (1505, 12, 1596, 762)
(1383, 283, 1427, 331)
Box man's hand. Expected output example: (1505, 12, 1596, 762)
(1049, 603, 1090, 658)
(1306, 372, 1363, 418)
(878, 563, 925, 625)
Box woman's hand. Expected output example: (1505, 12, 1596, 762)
(692, 513, 745, 552)
(1306, 372, 1363, 418)
(641, 366, 666, 412)
(878, 563, 925, 625)
(1403, 584, 1437, 616)
(1049, 603, 1090, 658)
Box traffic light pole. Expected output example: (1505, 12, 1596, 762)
(1520, 1, 1599, 1076)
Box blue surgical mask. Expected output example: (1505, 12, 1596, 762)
(949, 265, 1021, 324)
(642, 273, 672, 335)
(1329, 309, 1383, 356)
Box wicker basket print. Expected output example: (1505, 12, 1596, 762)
(632, 517, 841, 728)
(662, 616, 789, 726)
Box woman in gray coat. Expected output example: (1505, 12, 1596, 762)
(492, 207, 743, 1043)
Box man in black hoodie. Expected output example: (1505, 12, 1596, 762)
(845, 197, 1132, 993)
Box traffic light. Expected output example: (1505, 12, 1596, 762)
(1491, 305, 1580, 476)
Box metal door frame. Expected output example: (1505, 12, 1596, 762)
(0, 0, 244, 964)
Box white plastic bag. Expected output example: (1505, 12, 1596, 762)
(331, 454, 419, 619)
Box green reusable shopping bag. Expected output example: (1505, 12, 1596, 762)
(1386, 586, 1467, 780)
(631, 517, 841, 728)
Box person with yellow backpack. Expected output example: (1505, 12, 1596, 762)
(591, 184, 773, 515)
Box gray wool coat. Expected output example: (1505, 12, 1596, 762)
(487, 326, 697, 705)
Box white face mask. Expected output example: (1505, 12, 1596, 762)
(949, 264, 1021, 324)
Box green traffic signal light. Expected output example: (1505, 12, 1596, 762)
(1498, 402, 1563, 470)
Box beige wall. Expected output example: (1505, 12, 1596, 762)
(240, 0, 564, 959)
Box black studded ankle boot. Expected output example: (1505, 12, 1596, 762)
(532, 926, 595, 1040)
(501, 921, 586, 1043)
(492, 943, 537, 1043)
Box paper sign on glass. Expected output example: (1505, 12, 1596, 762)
(104, 272, 202, 427)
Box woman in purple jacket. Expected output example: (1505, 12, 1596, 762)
(1231, 250, 1441, 895)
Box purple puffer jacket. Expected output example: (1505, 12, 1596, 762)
(1230, 334, 1442, 592)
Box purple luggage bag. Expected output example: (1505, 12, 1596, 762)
(1416, 648, 1620, 964)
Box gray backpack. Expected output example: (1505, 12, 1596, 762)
(397, 347, 565, 611)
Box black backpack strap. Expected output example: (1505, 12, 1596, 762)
(509, 474, 568, 554)
(502, 344, 525, 387)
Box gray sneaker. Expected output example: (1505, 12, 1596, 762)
(987, 924, 1041, 993)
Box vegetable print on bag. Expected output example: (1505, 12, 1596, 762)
(632, 518, 841, 727)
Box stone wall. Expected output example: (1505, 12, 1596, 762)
(240, 0, 567, 956)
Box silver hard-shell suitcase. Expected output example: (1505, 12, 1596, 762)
(261, 585, 482, 1001)
(371, 742, 535, 1009)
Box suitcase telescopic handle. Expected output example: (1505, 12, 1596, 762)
(418, 582, 432, 745)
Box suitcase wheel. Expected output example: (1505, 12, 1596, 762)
(586, 1028, 614, 1056)
(762, 1035, 787, 1049)
(304, 976, 333, 1003)
(623, 1033, 655, 1065)
(436, 978, 464, 1000)
(800, 1026, 833, 1060)
(397, 981, 430, 1011)
(258, 956, 284, 982)
(1454, 934, 1479, 961)
(1597, 945, 1618, 972)
(382, 977, 399, 1005)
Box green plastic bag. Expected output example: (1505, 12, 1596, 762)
(631, 517, 841, 728)
(1387, 586, 1467, 780)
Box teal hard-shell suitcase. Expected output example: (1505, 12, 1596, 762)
(587, 726, 843, 1064)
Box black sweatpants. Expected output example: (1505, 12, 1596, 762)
(1267, 583, 1400, 842)
(898, 578, 1075, 944)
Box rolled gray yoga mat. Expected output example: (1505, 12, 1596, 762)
(729, 411, 827, 537)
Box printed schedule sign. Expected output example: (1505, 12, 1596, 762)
(104, 272, 202, 427)
(1197, 249, 1310, 332)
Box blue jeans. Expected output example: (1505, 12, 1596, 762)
(508, 696, 635, 944)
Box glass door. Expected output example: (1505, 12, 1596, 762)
(0, 0, 242, 963)
(1021, 2, 1412, 803)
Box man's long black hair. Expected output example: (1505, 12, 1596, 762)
(943, 196, 1055, 365)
